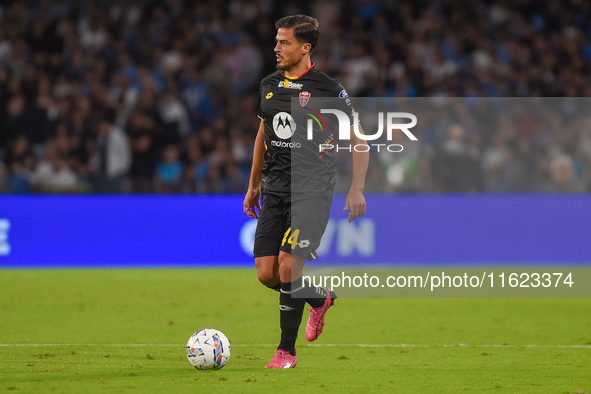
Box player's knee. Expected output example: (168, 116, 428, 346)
(257, 270, 278, 287)
(278, 261, 291, 280)
(278, 255, 299, 282)
(255, 256, 278, 286)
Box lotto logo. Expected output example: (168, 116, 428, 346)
(298, 239, 310, 248)
(0, 219, 10, 256)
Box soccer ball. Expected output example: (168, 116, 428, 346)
(186, 328, 231, 370)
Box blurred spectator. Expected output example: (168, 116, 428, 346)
(432, 124, 482, 192)
(154, 144, 184, 193)
(482, 134, 508, 192)
(4, 135, 36, 193)
(30, 140, 79, 193)
(181, 69, 214, 128)
(127, 111, 160, 193)
(96, 114, 132, 193)
(544, 155, 586, 193)
(158, 87, 190, 142)
(341, 43, 378, 96)
(0, 161, 6, 193)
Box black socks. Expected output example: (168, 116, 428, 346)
(304, 279, 327, 308)
(278, 280, 306, 356)
(277, 278, 328, 355)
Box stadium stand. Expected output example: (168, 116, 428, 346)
(1, 0, 590, 193)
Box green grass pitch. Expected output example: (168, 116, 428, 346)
(1, 269, 590, 393)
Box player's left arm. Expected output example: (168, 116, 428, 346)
(343, 124, 369, 223)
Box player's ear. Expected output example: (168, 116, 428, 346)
(302, 43, 311, 55)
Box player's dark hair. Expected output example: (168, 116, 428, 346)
(275, 15, 319, 52)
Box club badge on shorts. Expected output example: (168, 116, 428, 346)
(299, 91, 311, 107)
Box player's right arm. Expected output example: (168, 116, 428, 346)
(243, 120, 265, 218)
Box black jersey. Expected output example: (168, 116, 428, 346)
(257, 64, 355, 196)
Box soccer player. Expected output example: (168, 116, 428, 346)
(243, 15, 368, 369)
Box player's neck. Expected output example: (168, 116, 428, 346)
(284, 59, 313, 79)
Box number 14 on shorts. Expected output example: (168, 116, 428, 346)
(282, 227, 300, 249)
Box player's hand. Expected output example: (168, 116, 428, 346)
(343, 189, 366, 223)
(243, 187, 262, 219)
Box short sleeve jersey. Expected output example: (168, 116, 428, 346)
(257, 64, 355, 196)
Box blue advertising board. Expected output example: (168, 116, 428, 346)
(0, 195, 589, 267)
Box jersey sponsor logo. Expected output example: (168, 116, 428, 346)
(338, 88, 349, 98)
(299, 91, 311, 107)
(272, 111, 296, 139)
(278, 79, 303, 89)
(271, 140, 301, 149)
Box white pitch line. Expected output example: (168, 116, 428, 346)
(0, 344, 180, 347)
(0, 343, 590, 348)
(308, 343, 591, 349)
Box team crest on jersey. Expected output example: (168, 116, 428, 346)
(338, 88, 349, 98)
(299, 91, 311, 107)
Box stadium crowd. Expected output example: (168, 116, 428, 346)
(1, 0, 591, 194)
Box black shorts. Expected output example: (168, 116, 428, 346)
(253, 190, 333, 261)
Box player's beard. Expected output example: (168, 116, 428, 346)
(276, 55, 299, 72)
